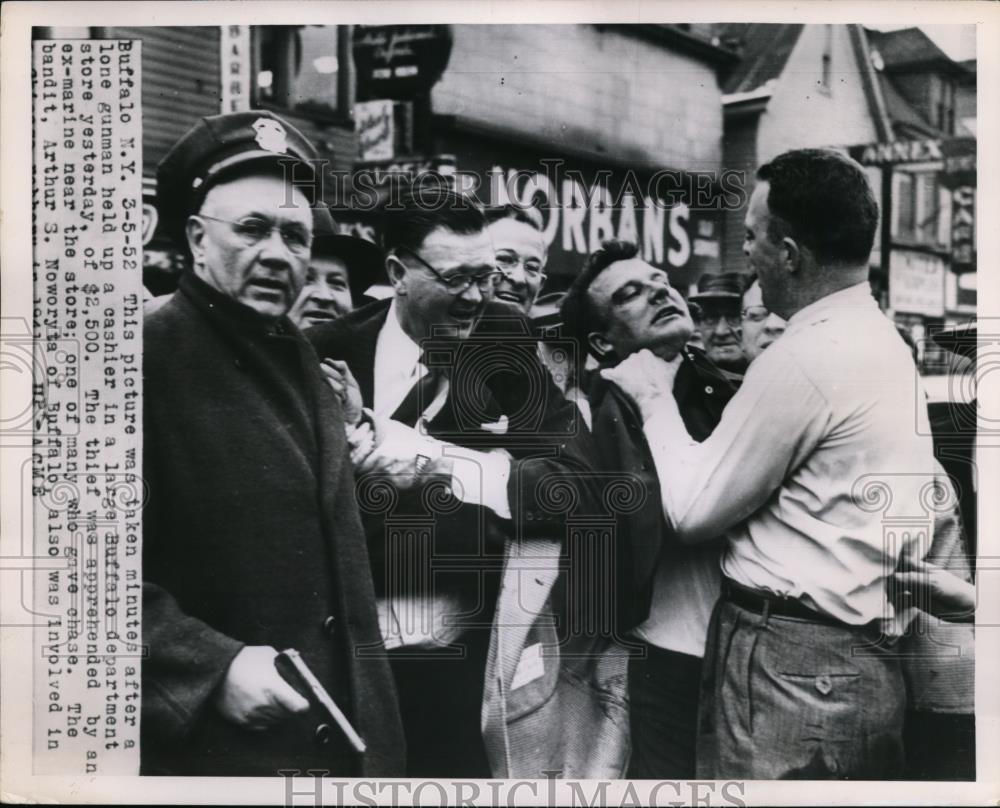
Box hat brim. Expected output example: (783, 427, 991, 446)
(688, 291, 743, 302)
(312, 234, 387, 305)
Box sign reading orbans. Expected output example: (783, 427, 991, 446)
(332, 153, 726, 284)
(352, 25, 453, 100)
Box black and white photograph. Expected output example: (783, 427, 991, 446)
(1, 1, 997, 805)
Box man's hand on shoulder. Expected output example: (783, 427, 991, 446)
(600, 349, 681, 419)
(212, 645, 310, 730)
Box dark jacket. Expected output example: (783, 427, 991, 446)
(308, 299, 629, 778)
(928, 399, 977, 563)
(141, 273, 404, 776)
(306, 298, 600, 552)
(587, 345, 736, 630)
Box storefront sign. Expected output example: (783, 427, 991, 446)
(889, 249, 946, 317)
(851, 138, 944, 166)
(435, 133, 725, 283)
(220, 25, 251, 113)
(353, 154, 456, 188)
(355, 99, 398, 161)
(950, 185, 975, 272)
(352, 25, 452, 100)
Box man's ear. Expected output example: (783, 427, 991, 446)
(186, 216, 207, 266)
(386, 255, 407, 295)
(781, 237, 802, 275)
(588, 331, 614, 361)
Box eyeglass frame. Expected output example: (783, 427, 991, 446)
(391, 245, 503, 295)
(195, 214, 313, 255)
(699, 310, 743, 328)
(494, 250, 547, 279)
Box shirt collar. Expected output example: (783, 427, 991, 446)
(785, 281, 876, 334)
(381, 299, 423, 377)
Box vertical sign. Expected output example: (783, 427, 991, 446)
(32, 39, 144, 775)
(355, 99, 397, 161)
(950, 186, 975, 273)
(220, 25, 251, 113)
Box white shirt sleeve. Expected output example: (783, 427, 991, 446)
(378, 418, 513, 519)
(642, 347, 831, 543)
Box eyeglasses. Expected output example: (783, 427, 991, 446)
(495, 251, 546, 278)
(700, 312, 742, 328)
(393, 246, 503, 295)
(197, 215, 313, 255)
(741, 305, 771, 323)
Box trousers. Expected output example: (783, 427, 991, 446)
(627, 644, 702, 779)
(696, 598, 906, 780)
(388, 626, 492, 778)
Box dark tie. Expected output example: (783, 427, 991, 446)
(390, 362, 444, 427)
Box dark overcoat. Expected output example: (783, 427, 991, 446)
(141, 273, 404, 776)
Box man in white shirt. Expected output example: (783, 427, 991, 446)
(604, 149, 935, 779)
(306, 189, 608, 778)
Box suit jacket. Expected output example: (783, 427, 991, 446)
(142, 274, 404, 776)
(307, 299, 629, 778)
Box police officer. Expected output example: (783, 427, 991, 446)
(141, 110, 404, 776)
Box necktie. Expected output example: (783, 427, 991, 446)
(391, 360, 443, 427)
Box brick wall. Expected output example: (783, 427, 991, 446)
(433, 24, 724, 171)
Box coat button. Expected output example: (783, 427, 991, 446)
(323, 615, 337, 635)
(815, 675, 833, 695)
(315, 723, 332, 744)
(704, 385, 714, 395)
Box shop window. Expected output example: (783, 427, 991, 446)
(894, 171, 942, 246)
(253, 26, 349, 119)
(895, 172, 915, 239)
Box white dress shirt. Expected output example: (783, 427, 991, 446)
(371, 300, 512, 519)
(642, 282, 935, 628)
(373, 300, 450, 420)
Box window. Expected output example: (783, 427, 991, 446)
(894, 170, 944, 246)
(895, 172, 915, 238)
(253, 26, 348, 119)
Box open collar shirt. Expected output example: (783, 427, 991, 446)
(643, 282, 936, 628)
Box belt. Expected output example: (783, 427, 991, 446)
(722, 578, 843, 626)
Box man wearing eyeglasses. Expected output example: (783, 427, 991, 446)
(484, 204, 548, 314)
(307, 188, 614, 779)
(141, 112, 404, 776)
(689, 272, 750, 380)
(740, 275, 787, 363)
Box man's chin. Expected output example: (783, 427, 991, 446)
(708, 346, 748, 371)
(239, 293, 288, 320)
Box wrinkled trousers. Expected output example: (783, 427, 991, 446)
(696, 598, 905, 780)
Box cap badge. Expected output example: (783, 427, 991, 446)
(252, 118, 289, 154)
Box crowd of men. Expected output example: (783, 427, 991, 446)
(141, 110, 976, 781)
